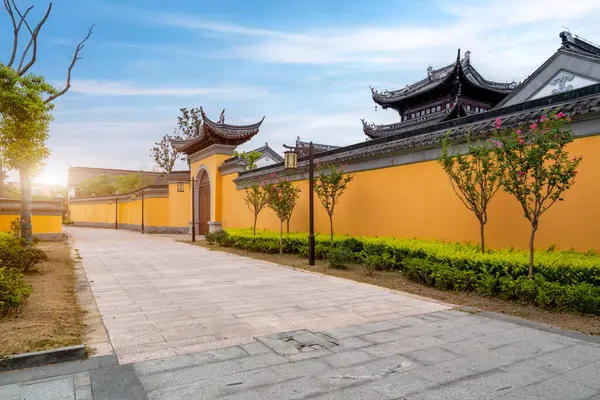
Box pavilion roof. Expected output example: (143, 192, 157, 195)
(371, 50, 517, 109)
(171, 108, 265, 155)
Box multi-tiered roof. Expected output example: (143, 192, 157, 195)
(171, 108, 265, 155)
(363, 50, 518, 138)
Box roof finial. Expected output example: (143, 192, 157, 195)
(427, 66, 434, 80)
(464, 50, 471, 63)
(456, 48, 461, 63)
(219, 109, 225, 124)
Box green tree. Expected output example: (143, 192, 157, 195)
(1, 2, 93, 244)
(234, 150, 262, 170)
(493, 112, 581, 277)
(244, 184, 269, 235)
(79, 175, 115, 197)
(113, 174, 152, 194)
(0, 66, 54, 244)
(439, 134, 501, 253)
(313, 162, 354, 241)
(265, 178, 301, 254)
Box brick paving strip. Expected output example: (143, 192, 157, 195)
(1, 227, 599, 399)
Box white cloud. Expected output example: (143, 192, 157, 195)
(150, 0, 600, 82)
(70, 80, 269, 98)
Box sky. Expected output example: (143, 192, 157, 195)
(2, 0, 600, 185)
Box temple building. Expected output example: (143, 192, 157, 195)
(362, 32, 600, 139)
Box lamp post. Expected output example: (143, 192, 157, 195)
(178, 177, 196, 242)
(141, 189, 145, 234)
(115, 196, 118, 229)
(284, 142, 315, 266)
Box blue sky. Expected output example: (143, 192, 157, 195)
(2, 0, 600, 184)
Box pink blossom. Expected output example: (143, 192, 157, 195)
(574, 170, 578, 175)
(516, 129, 521, 135)
(554, 134, 558, 139)
(343, 164, 348, 168)
(530, 123, 537, 130)
(540, 115, 548, 122)
(519, 139, 526, 144)
(518, 171, 526, 176)
(491, 139, 502, 149)
(557, 112, 565, 119)
(494, 117, 502, 129)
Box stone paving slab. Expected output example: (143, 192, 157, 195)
(2, 310, 600, 399)
(66, 227, 450, 364)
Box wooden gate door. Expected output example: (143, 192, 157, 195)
(198, 171, 210, 235)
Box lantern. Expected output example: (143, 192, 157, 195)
(284, 149, 298, 170)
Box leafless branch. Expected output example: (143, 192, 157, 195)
(45, 24, 94, 104)
(4, 0, 33, 67)
(17, 2, 52, 76)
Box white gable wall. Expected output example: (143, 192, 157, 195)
(498, 51, 600, 108)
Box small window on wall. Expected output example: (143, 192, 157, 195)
(475, 107, 479, 112)
(446, 103, 450, 109)
(436, 105, 441, 111)
(426, 109, 430, 114)
(467, 105, 471, 111)
(177, 182, 185, 192)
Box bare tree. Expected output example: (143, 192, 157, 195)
(151, 134, 182, 173)
(3, 1, 94, 243)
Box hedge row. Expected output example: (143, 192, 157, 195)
(208, 229, 600, 314)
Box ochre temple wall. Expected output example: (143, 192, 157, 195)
(221, 135, 600, 252)
(69, 134, 600, 252)
(70, 196, 172, 232)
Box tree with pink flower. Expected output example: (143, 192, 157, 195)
(264, 178, 301, 253)
(439, 133, 501, 253)
(313, 162, 354, 241)
(493, 111, 582, 277)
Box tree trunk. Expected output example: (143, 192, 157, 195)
(279, 220, 283, 255)
(253, 214, 257, 235)
(479, 220, 485, 253)
(329, 214, 334, 242)
(528, 222, 538, 277)
(286, 219, 290, 235)
(20, 169, 33, 246)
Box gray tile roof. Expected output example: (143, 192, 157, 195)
(236, 83, 600, 184)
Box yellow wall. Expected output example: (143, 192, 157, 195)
(221, 135, 600, 252)
(70, 197, 169, 227)
(68, 135, 600, 252)
(168, 183, 191, 228)
(0, 214, 62, 234)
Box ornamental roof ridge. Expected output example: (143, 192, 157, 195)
(371, 49, 517, 106)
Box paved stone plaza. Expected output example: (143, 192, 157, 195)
(0, 227, 599, 399)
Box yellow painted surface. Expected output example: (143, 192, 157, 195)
(221, 135, 600, 252)
(68, 135, 600, 252)
(168, 183, 191, 228)
(70, 197, 169, 227)
(0, 214, 62, 234)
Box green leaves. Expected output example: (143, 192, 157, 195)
(439, 132, 501, 252)
(264, 178, 301, 223)
(313, 162, 354, 240)
(234, 150, 263, 170)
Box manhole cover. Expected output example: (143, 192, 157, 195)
(256, 330, 338, 355)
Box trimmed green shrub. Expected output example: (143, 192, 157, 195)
(205, 231, 217, 244)
(215, 229, 600, 314)
(0, 267, 32, 315)
(327, 248, 350, 269)
(0, 232, 48, 272)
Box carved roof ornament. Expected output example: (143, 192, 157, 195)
(427, 66, 434, 81)
(219, 109, 225, 124)
(464, 50, 471, 64)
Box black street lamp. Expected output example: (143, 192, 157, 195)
(178, 177, 196, 242)
(284, 142, 315, 266)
